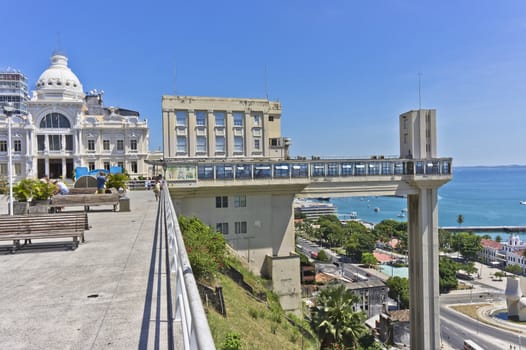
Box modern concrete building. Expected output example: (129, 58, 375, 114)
(0, 52, 150, 181)
(161, 94, 452, 349)
(0, 69, 29, 115)
(162, 95, 290, 161)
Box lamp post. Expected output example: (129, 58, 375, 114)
(2, 104, 16, 215)
(2, 104, 16, 216)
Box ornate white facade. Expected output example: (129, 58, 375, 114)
(0, 52, 149, 180)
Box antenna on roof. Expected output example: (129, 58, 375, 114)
(174, 63, 177, 96)
(418, 72, 422, 110)
(56, 32, 62, 54)
(265, 64, 269, 100)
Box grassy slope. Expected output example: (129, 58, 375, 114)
(206, 273, 318, 350)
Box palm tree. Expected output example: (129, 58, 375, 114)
(312, 284, 368, 349)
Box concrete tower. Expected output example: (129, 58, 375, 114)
(401, 109, 442, 350)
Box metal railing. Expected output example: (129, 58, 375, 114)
(162, 186, 216, 350)
(162, 157, 452, 183)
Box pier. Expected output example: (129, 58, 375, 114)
(441, 226, 526, 233)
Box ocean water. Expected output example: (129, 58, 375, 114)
(330, 166, 526, 239)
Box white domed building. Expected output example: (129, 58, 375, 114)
(1, 52, 150, 180)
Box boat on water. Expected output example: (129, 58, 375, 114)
(374, 207, 380, 212)
(521, 201, 526, 205)
(397, 211, 406, 218)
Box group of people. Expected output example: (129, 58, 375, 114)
(40, 175, 70, 195)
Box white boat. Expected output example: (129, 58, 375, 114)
(520, 201, 526, 205)
(397, 211, 406, 218)
(374, 207, 380, 212)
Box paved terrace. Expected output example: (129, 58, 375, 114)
(0, 190, 180, 349)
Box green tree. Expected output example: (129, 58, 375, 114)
(494, 271, 506, 281)
(318, 215, 344, 247)
(317, 249, 330, 263)
(386, 276, 409, 309)
(439, 229, 453, 252)
(439, 257, 459, 293)
(344, 221, 369, 236)
(311, 284, 368, 349)
(496, 235, 502, 243)
(344, 232, 375, 263)
(361, 252, 378, 269)
(179, 216, 226, 282)
(452, 232, 482, 261)
(505, 264, 523, 276)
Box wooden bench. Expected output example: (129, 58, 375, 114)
(69, 187, 98, 195)
(50, 188, 120, 212)
(0, 213, 87, 252)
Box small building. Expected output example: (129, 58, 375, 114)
(376, 307, 410, 347)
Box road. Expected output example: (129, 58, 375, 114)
(296, 236, 525, 350)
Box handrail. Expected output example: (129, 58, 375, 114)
(162, 186, 216, 350)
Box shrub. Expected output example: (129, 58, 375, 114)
(106, 173, 129, 190)
(221, 331, 242, 350)
(13, 178, 57, 201)
(179, 216, 226, 282)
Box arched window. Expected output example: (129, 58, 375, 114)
(40, 113, 71, 128)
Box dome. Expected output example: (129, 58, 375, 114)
(35, 53, 84, 100)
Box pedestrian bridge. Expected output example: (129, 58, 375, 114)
(162, 157, 452, 197)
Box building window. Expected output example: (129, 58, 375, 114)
(196, 136, 206, 153)
(196, 110, 207, 127)
(216, 196, 228, 208)
(233, 195, 246, 208)
(130, 139, 137, 151)
(65, 135, 73, 151)
(48, 135, 61, 151)
(88, 162, 95, 171)
(214, 111, 225, 127)
(131, 161, 137, 173)
(0, 163, 6, 175)
(0, 140, 6, 152)
(269, 116, 274, 122)
(216, 222, 229, 235)
(177, 136, 187, 154)
(254, 139, 260, 150)
(215, 136, 225, 153)
(253, 113, 261, 126)
(37, 135, 45, 151)
(88, 139, 95, 151)
(235, 221, 247, 234)
(40, 112, 71, 128)
(117, 161, 124, 169)
(117, 139, 124, 151)
(104, 162, 110, 171)
(233, 112, 243, 127)
(176, 111, 187, 127)
(234, 136, 244, 153)
(253, 128, 262, 137)
(14, 140, 21, 152)
(103, 139, 110, 151)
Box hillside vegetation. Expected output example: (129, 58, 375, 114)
(206, 271, 318, 350)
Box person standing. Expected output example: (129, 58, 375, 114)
(153, 179, 161, 201)
(97, 172, 107, 194)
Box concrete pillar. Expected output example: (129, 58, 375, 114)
(407, 187, 440, 350)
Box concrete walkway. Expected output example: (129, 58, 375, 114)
(0, 190, 173, 349)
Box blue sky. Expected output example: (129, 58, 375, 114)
(2, 0, 526, 166)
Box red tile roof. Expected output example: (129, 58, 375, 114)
(374, 251, 395, 263)
(481, 239, 502, 250)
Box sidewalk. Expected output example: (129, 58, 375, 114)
(0, 190, 173, 349)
